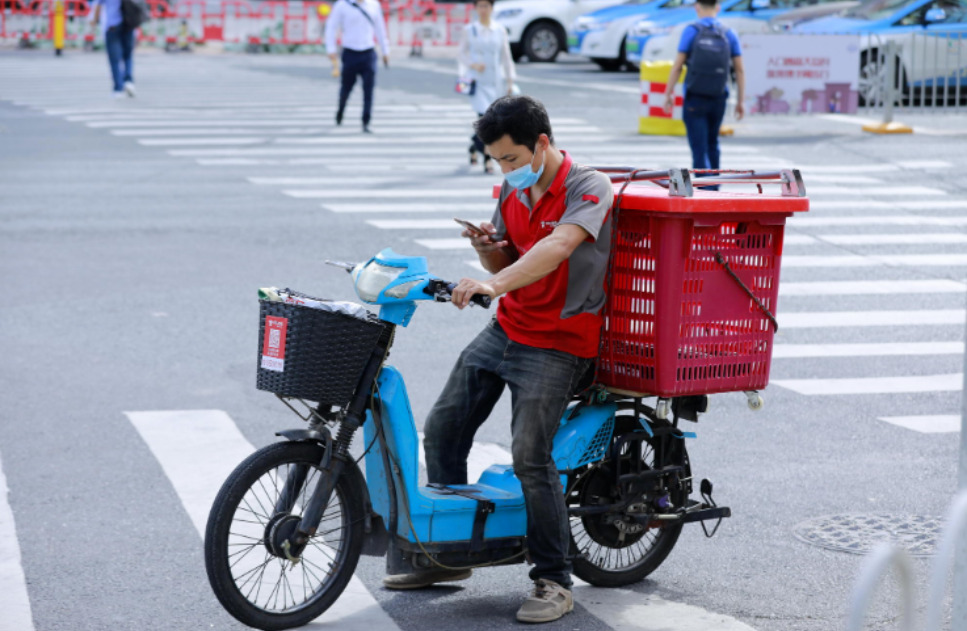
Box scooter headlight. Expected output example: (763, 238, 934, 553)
(353, 260, 405, 302)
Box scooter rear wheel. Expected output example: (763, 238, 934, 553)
(568, 416, 687, 587)
(204, 441, 365, 631)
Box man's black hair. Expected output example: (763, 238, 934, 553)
(474, 95, 554, 152)
(695, 0, 719, 7)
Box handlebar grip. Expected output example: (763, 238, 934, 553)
(444, 283, 492, 309)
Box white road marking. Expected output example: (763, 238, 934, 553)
(790, 215, 967, 227)
(779, 310, 965, 328)
(414, 239, 473, 250)
(803, 185, 946, 196)
(325, 203, 495, 214)
(125, 410, 400, 631)
(797, 174, 883, 184)
(772, 342, 963, 358)
(0, 452, 36, 631)
(113, 128, 328, 136)
(772, 373, 962, 395)
(139, 137, 268, 146)
(804, 201, 967, 210)
(286, 189, 474, 199)
(367, 219, 492, 230)
(782, 254, 967, 267)
(782, 235, 818, 245)
(250, 177, 500, 186)
(817, 233, 967, 245)
(878, 415, 962, 433)
(779, 280, 966, 296)
(895, 160, 953, 169)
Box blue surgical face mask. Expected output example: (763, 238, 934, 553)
(504, 146, 545, 190)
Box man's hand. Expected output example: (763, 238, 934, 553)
(329, 53, 340, 77)
(734, 101, 744, 120)
(451, 277, 496, 310)
(663, 93, 674, 115)
(471, 63, 486, 72)
(383, 55, 389, 68)
(461, 221, 508, 253)
(506, 81, 514, 96)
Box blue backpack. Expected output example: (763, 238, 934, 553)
(684, 22, 731, 97)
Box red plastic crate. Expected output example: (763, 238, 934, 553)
(597, 175, 808, 397)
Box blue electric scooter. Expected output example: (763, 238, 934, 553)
(204, 248, 731, 631)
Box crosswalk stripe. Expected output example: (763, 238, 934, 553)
(0, 452, 36, 631)
(250, 177, 501, 186)
(779, 310, 965, 328)
(769, 373, 964, 396)
(779, 280, 966, 295)
(139, 137, 269, 146)
(878, 415, 962, 433)
(125, 410, 400, 630)
(791, 215, 967, 226)
(286, 189, 474, 199)
(772, 373, 963, 395)
(772, 342, 964, 358)
(782, 254, 967, 267)
(799, 174, 883, 184)
(414, 238, 473, 250)
(326, 203, 495, 214)
(803, 185, 946, 196)
(817, 233, 967, 245)
(806, 200, 967, 210)
(895, 160, 953, 169)
(367, 219, 493, 229)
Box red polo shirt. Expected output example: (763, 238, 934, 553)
(491, 152, 614, 358)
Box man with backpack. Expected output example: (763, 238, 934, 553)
(90, 0, 147, 98)
(662, 0, 745, 179)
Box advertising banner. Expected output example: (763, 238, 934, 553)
(741, 34, 861, 115)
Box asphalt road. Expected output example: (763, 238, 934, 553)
(1, 47, 966, 631)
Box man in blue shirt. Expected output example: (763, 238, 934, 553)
(662, 0, 744, 178)
(91, 0, 136, 98)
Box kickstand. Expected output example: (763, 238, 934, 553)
(699, 478, 723, 538)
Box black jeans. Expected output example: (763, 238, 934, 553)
(338, 48, 377, 125)
(423, 320, 592, 588)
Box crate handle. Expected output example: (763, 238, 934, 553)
(714, 252, 779, 333)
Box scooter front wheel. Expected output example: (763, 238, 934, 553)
(204, 441, 365, 631)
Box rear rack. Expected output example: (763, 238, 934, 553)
(589, 167, 806, 198)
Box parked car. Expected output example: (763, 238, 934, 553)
(493, 0, 623, 62)
(768, 0, 859, 30)
(793, 0, 967, 103)
(628, 0, 860, 66)
(568, 0, 693, 70)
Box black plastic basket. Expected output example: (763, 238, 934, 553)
(256, 291, 388, 407)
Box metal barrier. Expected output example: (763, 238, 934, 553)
(860, 31, 967, 115)
(846, 490, 967, 630)
(0, 0, 471, 51)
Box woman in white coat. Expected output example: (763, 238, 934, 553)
(458, 0, 516, 173)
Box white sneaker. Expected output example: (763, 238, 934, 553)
(123, 81, 136, 97)
(113, 91, 125, 99)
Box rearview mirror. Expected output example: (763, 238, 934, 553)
(924, 7, 946, 23)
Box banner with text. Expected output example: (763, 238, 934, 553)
(741, 34, 861, 115)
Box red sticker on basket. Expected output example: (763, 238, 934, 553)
(261, 316, 288, 372)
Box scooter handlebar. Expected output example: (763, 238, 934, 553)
(444, 282, 492, 309)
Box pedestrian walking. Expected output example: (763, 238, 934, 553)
(662, 0, 745, 182)
(457, 0, 516, 174)
(325, 0, 391, 134)
(90, 0, 138, 98)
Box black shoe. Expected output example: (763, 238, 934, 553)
(362, 124, 372, 134)
(335, 111, 343, 126)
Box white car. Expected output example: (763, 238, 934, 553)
(494, 0, 622, 61)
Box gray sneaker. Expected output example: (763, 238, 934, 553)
(382, 567, 472, 590)
(516, 579, 574, 623)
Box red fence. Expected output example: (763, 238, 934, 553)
(0, 0, 472, 50)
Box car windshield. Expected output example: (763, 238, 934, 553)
(843, 0, 914, 19)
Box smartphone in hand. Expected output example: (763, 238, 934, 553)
(453, 218, 496, 242)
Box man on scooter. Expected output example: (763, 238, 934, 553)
(383, 95, 614, 624)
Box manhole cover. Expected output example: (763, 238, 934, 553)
(793, 514, 944, 557)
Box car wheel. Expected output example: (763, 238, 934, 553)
(523, 21, 565, 62)
(592, 57, 623, 72)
